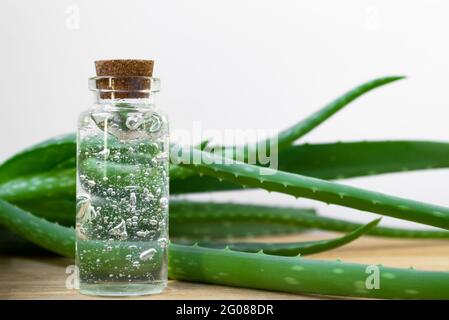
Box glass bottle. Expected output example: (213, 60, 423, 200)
(76, 60, 169, 296)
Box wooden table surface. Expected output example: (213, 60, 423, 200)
(1, 232, 448, 300)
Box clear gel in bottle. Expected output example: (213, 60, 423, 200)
(76, 60, 169, 296)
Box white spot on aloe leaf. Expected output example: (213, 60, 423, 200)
(381, 272, 396, 280)
(332, 268, 345, 274)
(284, 277, 300, 285)
(291, 265, 305, 271)
(405, 289, 419, 295)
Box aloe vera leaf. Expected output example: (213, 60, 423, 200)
(176, 148, 449, 230)
(1, 201, 447, 299)
(170, 200, 316, 220)
(14, 199, 75, 227)
(0, 200, 74, 257)
(170, 222, 308, 240)
(175, 139, 449, 184)
(273, 140, 449, 179)
(0, 228, 54, 255)
(0, 168, 75, 202)
(170, 203, 316, 240)
(194, 218, 381, 256)
(169, 137, 209, 180)
(55, 157, 76, 170)
(197, 139, 210, 150)
(0, 133, 76, 183)
(254, 76, 405, 151)
(170, 243, 449, 299)
(171, 165, 195, 180)
(170, 201, 449, 239)
(171, 140, 449, 194)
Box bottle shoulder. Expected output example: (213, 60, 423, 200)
(81, 104, 166, 115)
(78, 104, 168, 137)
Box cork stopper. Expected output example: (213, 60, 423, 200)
(95, 59, 154, 77)
(93, 59, 155, 99)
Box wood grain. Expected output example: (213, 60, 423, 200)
(1, 232, 448, 300)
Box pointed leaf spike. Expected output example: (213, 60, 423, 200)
(253, 76, 406, 151)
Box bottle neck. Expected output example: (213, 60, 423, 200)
(89, 76, 161, 108)
(92, 92, 156, 107)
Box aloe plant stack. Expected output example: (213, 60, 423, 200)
(1, 76, 449, 299)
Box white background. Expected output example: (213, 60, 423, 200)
(0, 0, 448, 229)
